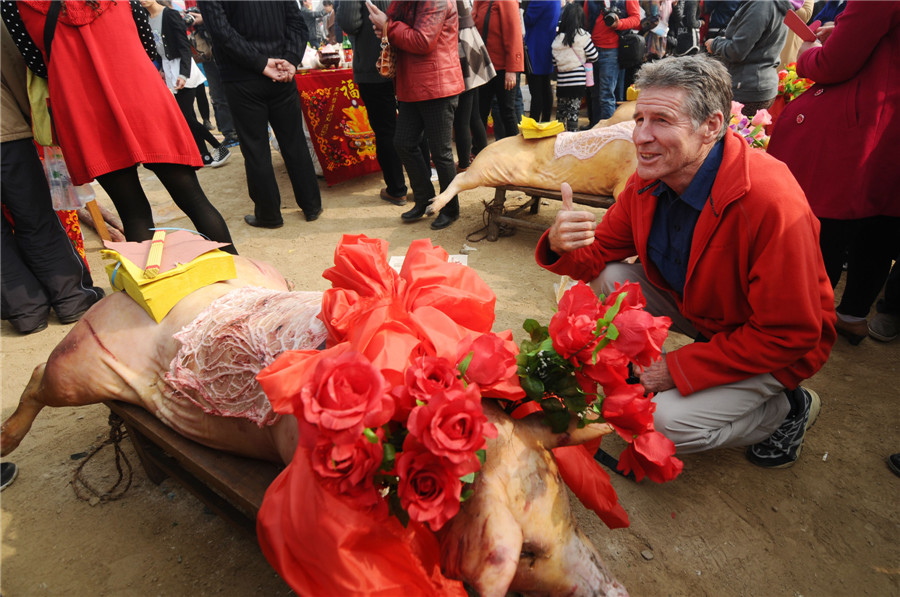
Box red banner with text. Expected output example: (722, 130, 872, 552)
(294, 68, 380, 186)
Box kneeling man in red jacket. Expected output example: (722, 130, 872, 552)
(536, 55, 836, 469)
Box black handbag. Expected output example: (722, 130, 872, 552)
(617, 30, 645, 69)
(523, 39, 534, 76)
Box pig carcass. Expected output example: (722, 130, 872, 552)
(428, 102, 638, 215)
(1, 255, 628, 597)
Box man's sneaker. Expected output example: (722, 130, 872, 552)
(222, 135, 240, 148)
(868, 312, 900, 342)
(203, 119, 214, 131)
(1, 462, 18, 491)
(210, 146, 231, 168)
(746, 387, 821, 469)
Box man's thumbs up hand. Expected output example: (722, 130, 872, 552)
(548, 182, 597, 255)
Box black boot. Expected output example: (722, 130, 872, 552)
(401, 202, 428, 221)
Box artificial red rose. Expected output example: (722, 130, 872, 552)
(455, 331, 525, 400)
(580, 347, 630, 390)
(395, 446, 463, 531)
(617, 431, 683, 483)
(602, 280, 647, 311)
(550, 282, 603, 362)
(609, 309, 670, 368)
(299, 349, 394, 443)
(310, 432, 385, 510)
(600, 382, 656, 439)
(406, 384, 497, 475)
(391, 356, 464, 422)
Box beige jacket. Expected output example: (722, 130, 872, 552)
(1, 21, 33, 143)
(779, 0, 815, 70)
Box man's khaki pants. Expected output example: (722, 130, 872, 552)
(591, 262, 790, 454)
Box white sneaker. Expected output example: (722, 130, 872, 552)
(210, 146, 231, 168)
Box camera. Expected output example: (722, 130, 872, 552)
(183, 7, 200, 27)
(602, 6, 623, 28)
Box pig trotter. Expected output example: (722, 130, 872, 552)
(1, 363, 47, 456)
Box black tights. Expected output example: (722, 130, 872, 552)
(819, 216, 900, 317)
(94, 163, 236, 254)
(175, 87, 220, 160)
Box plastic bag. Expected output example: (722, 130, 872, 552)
(41, 145, 94, 211)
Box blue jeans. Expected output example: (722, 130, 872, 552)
(590, 47, 619, 125)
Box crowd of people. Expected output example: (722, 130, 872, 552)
(1, 0, 897, 485)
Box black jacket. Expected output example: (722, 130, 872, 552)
(157, 7, 193, 79)
(199, 0, 308, 82)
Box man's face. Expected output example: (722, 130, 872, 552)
(632, 87, 719, 195)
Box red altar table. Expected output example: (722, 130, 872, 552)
(294, 68, 381, 186)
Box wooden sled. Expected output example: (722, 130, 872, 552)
(475, 185, 615, 242)
(105, 401, 282, 535)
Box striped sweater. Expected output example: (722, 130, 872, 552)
(551, 30, 598, 89)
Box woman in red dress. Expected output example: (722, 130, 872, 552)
(1, 0, 235, 252)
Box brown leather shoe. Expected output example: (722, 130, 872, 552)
(835, 317, 869, 345)
(380, 188, 407, 206)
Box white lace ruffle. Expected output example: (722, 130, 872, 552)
(554, 120, 636, 161)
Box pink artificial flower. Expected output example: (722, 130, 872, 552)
(406, 384, 497, 475)
(730, 100, 745, 118)
(750, 109, 772, 127)
(395, 446, 464, 531)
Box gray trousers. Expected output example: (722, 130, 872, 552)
(590, 262, 790, 454)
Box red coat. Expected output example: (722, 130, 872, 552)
(387, 0, 464, 103)
(767, 1, 900, 219)
(473, 0, 524, 72)
(536, 131, 836, 396)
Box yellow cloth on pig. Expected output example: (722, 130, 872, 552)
(101, 231, 236, 322)
(518, 116, 565, 139)
(626, 85, 639, 101)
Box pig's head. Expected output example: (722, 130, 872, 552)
(439, 401, 628, 597)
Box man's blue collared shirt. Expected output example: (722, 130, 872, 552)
(646, 140, 724, 295)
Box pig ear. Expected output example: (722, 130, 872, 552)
(515, 414, 614, 449)
(549, 421, 614, 449)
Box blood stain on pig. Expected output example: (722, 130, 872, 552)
(83, 320, 118, 361)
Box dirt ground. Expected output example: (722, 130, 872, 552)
(1, 140, 898, 597)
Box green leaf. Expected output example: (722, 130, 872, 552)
(381, 443, 396, 471)
(543, 409, 571, 434)
(520, 375, 545, 400)
(362, 428, 379, 444)
(388, 492, 410, 528)
(476, 449, 486, 466)
(460, 472, 476, 484)
(460, 488, 475, 503)
(523, 318, 541, 335)
(458, 351, 474, 377)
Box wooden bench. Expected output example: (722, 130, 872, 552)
(105, 401, 283, 535)
(479, 185, 615, 242)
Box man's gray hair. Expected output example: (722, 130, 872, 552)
(634, 55, 733, 140)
